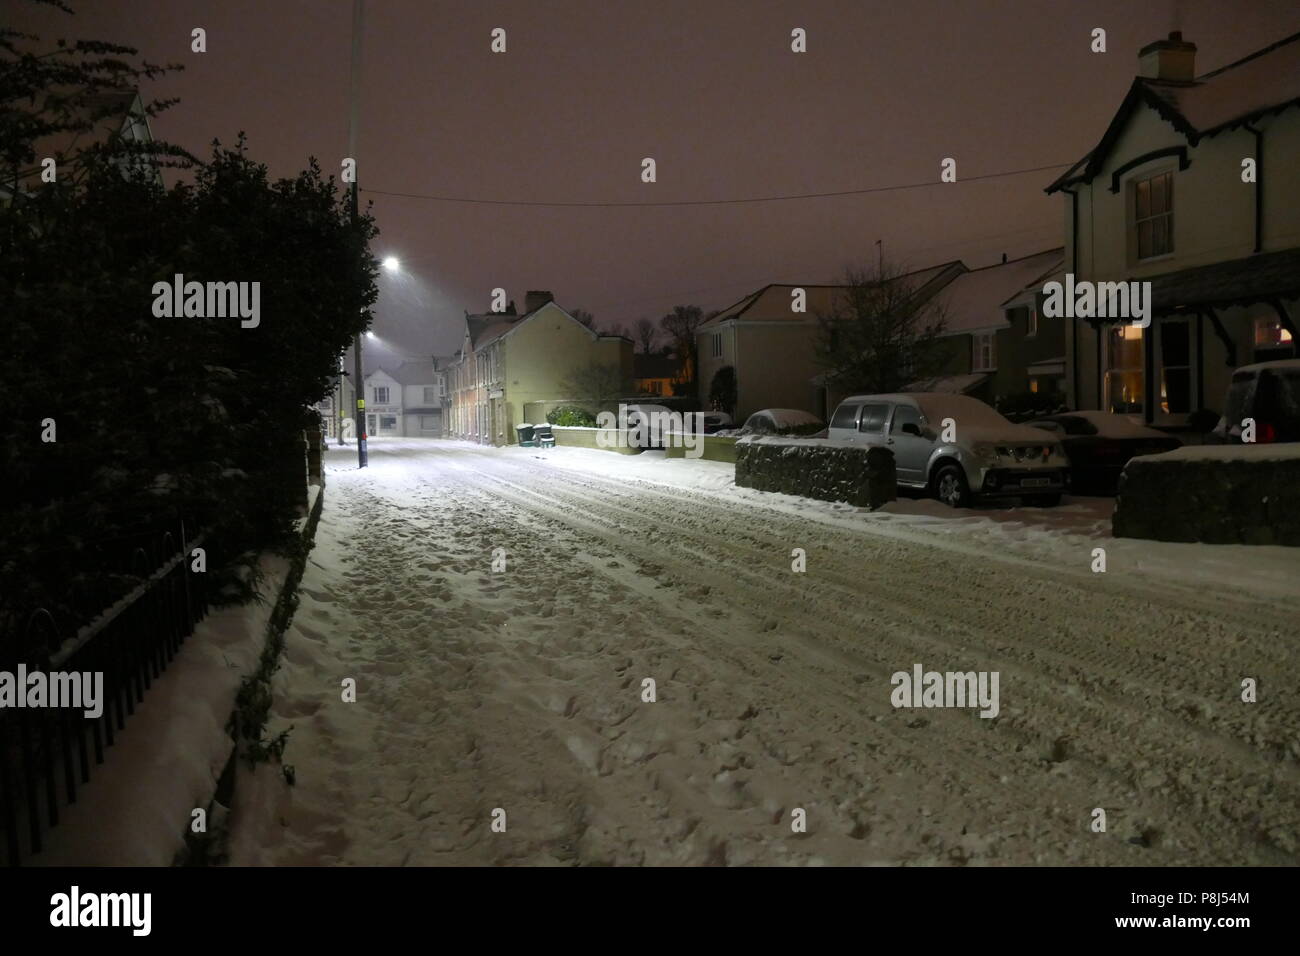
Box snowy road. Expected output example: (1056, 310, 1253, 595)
(230, 439, 1300, 866)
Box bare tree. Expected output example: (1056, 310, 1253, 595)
(570, 308, 596, 328)
(633, 317, 658, 354)
(598, 320, 630, 340)
(659, 305, 705, 385)
(560, 360, 633, 413)
(813, 262, 948, 395)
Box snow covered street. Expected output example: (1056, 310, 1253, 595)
(230, 439, 1300, 866)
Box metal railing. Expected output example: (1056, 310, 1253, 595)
(0, 521, 209, 866)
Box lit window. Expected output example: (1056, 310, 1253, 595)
(1028, 307, 1039, 337)
(1105, 325, 1144, 415)
(1255, 315, 1294, 349)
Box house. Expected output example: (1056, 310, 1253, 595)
(445, 291, 633, 444)
(633, 352, 684, 396)
(363, 368, 404, 438)
(911, 248, 1066, 408)
(1046, 29, 1300, 429)
(696, 264, 966, 422)
(390, 360, 444, 437)
(2, 88, 160, 201)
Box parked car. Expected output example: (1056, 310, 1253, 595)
(622, 403, 676, 449)
(1212, 359, 1300, 443)
(1024, 411, 1181, 494)
(700, 411, 733, 434)
(827, 393, 1070, 507)
(738, 408, 825, 436)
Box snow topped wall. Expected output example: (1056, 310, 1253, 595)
(735, 438, 896, 509)
(1114, 445, 1300, 545)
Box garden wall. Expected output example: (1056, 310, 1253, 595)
(735, 438, 897, 509)
(549, 425, 642, 454)
(1113, 445, 1300, 546)
(665, 435, 739, 463)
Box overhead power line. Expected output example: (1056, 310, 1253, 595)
(360, 162, 1074, 209)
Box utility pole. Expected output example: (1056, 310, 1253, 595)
(348, 0, 367, 467)
(876, 238, 883, 278)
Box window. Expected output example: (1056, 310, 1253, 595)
(373, 386, 390, 404)
(1254, 315, 1295, 360)
(711, 333, 722, 358)
(1159, 320, 1192, 415)
(424, 387, 438, 404)
(830, 403, 860, 429)
(858, 403, 888, 433)
(380, 415, 397, 430)
(1027, 306, 1038, 337)
(1104, 324, 1144, 415)
(973, 332, 996, 371)
(644, 380, 662, 395)
(890, 404, 921, 434)
(1134, 171, 1174, 260)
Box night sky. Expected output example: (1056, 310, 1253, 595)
(17, 0, 1300, 362)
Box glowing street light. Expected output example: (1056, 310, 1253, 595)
(382, 256, 400, 273)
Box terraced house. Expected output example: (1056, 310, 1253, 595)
(445, 291, 632, 444)
(1046, 29, 1300, 430)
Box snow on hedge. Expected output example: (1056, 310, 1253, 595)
(1134, 442, 1300, 463)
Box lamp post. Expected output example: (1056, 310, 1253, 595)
(349, 0, 367, 467)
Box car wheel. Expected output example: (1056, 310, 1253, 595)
(933, 464, 970, 508)
(1025, 493, 1062, 507)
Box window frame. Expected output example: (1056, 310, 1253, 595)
(972, 331, 997, 372)
(1131, 169, 1175, 262)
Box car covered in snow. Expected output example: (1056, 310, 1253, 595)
(827, 393, 1070, 507)
(1212, 358, 1300, 444)
(736, 408, 825, 436)
(700, 410, 733, 434)
(1024, 410, 1181, 494)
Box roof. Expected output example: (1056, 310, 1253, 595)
(7, 89, 154, 194)
(633, 353, 681, 379)
(466, 313, 521, 349)
(1048, 31, 1300, 193)
(903, 373, 989, 394)
(1146, 247, 1300, 314)
(700, 262, 964, 328)
(388, 361, 437, 386)
(930, 249, 1064, 334)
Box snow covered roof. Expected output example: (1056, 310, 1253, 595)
(904, 373, 988, 395)
(929, 249, 1063, 333)
(1048, 31, 1300, 193)
(388, 361, 436, 386)
(700, 262, 965, 328)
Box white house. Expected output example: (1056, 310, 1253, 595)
(1046, 29, 1300, 430)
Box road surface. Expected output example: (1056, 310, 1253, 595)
(229, 439, 1300, 866)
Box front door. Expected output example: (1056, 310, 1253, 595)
(886, 403, 931, 484)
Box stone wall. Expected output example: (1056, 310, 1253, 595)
(1113, 452, 1300, 546)
(735, 439, 897, 509)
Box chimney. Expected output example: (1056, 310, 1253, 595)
(524, 290, 554, 314)
(1139, 31, 1196, 82)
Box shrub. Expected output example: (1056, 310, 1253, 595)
(547, 406, 597, 427)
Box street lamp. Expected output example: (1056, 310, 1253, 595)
(382, 256, 400, 273)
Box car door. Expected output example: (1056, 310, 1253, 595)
(855, 403, 889, 445)
(886, 403, 931, 484)
(828, 402, 861, 440)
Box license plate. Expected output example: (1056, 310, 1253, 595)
(1020, 477, 1051, 488)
